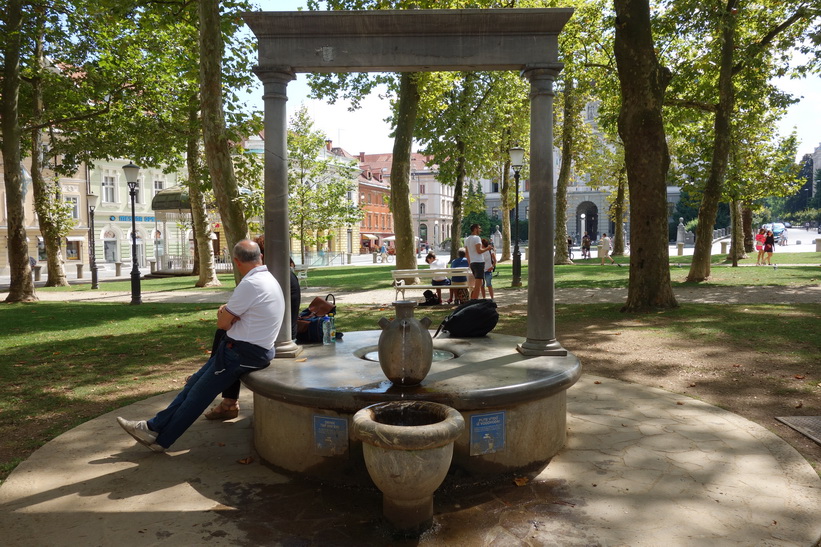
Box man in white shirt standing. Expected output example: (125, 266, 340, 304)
(117, 239, 284, 452)
(465, 223, 492, 300)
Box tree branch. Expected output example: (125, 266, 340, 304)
(664, 97, 717, 113)
(732, 5, 809, 76)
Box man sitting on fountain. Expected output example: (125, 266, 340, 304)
(116, 239, 284, 452)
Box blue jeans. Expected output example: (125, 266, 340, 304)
(148, 343, 264, 448)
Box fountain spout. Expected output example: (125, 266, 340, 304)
(377, 300, 433, 386)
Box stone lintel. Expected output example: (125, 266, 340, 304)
(244, 8, 573, 73)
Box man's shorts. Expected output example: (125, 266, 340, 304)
(470, 262, 485, 282)
(484, 271, 493, 287)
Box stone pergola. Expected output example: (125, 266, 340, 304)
(243, 8, 573, 358)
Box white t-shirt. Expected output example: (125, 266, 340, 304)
(601, 236, 612, 253)
(225, 265, 284, 351)
(483, 250, 495, 272)
(465, 234, 483, 263)
(429, 257, 449, 281)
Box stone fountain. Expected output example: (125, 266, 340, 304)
(242, 5, 582, 534)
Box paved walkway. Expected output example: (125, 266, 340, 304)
(16, 282, 821, 307)
(1, 375, 819, 545)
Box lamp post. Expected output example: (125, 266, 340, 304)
(123, 162, 142, 305)
(580, 212, 586, 239)
(87, 193, 99, 290)
(509, 146, 525, 287)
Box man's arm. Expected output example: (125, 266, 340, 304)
(217, 304, 240, 331)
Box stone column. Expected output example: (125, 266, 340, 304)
(256, 67, 301, 358)
(519, 67, 566, 357)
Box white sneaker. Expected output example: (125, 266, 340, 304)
(117, 417, 165, 452)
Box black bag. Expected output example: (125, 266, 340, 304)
(297, 294, 336, 344)
(419, 289, 441, 306)
(296, 316, 325, 344)
(434, 299, 498, 338)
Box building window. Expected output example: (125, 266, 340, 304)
(102, 175, 115, 202)
(420, 203, 426, 216)
(420, 184, 426, 195)
(492, 207, 499, 218)
(154, 179, 164, 196)
(65, 240, 80, 260)
(133, 179, 141, 204)
(66, 196, 79, 219)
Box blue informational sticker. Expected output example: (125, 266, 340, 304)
(313, 416, 348, 457)
(470, 411, 506, 456)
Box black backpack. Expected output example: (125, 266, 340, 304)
(434, 299, 498, 338)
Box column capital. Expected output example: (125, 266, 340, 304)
(253, 66, 296, 86)
(521, 64, 563, 82)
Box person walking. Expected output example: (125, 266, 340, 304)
(116, 239, 284, 452)
(600, 233, 618, 266)
(754, 228, 766, 265)
(581, 232, 591, 260)
(763, 230, 776, 265)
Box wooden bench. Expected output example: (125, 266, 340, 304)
(391, 267, 471, 300)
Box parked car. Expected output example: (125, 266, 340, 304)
(772, 222, 786, 235)
(784, 222, 792, 228)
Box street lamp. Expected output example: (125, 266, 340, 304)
(509, 145, 525, 287)
(580, 213, 586, 238)
(123, 162, 142, 305)
(87, 193, 99, 290)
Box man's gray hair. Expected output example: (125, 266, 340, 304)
(233, 239, 261, 263)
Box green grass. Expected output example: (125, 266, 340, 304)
(39, 273, 238, 293)
(35, 252, 820, 298)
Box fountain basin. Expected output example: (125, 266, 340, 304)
(243, 331, 581, 484)
(353, 401, 465, 533)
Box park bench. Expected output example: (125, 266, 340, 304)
(391, 267, 471, 301)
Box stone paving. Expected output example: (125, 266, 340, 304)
(1, 376, 819, 545)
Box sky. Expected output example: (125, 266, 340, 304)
(249, 1, 821, 160)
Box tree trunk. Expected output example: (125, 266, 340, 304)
(199, 0, 247, 283)
(499, 157, 512, 262)
(390, 73, 420, 271)
(686, 1, 737, 282)
(614, 0, 677, 311)
(741, 204, 754, 253)
(554, 79, 578, 265)
(449, 140, 467, 262)
(611, 166, 627, 255)
(187, 96, 220, 288)
(31, 28, 69, 287)
(2, 0, 37, 303)
(729, 198, 745, 265)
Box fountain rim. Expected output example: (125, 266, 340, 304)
(353, 401, 466, 451)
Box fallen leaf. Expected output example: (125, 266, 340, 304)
(676, 401, 685, 405)
(732, 364, 742, 368)
(688, 383, 697, 387)
(794, 374, 806, 379)
(217, 442, 226, 447)
(513, 477, 529, 486)
(295, 358, 308, 362)
(594, 381, 602, 385)
(795, 401, 803, 409)
(237, 457, 254, 465)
